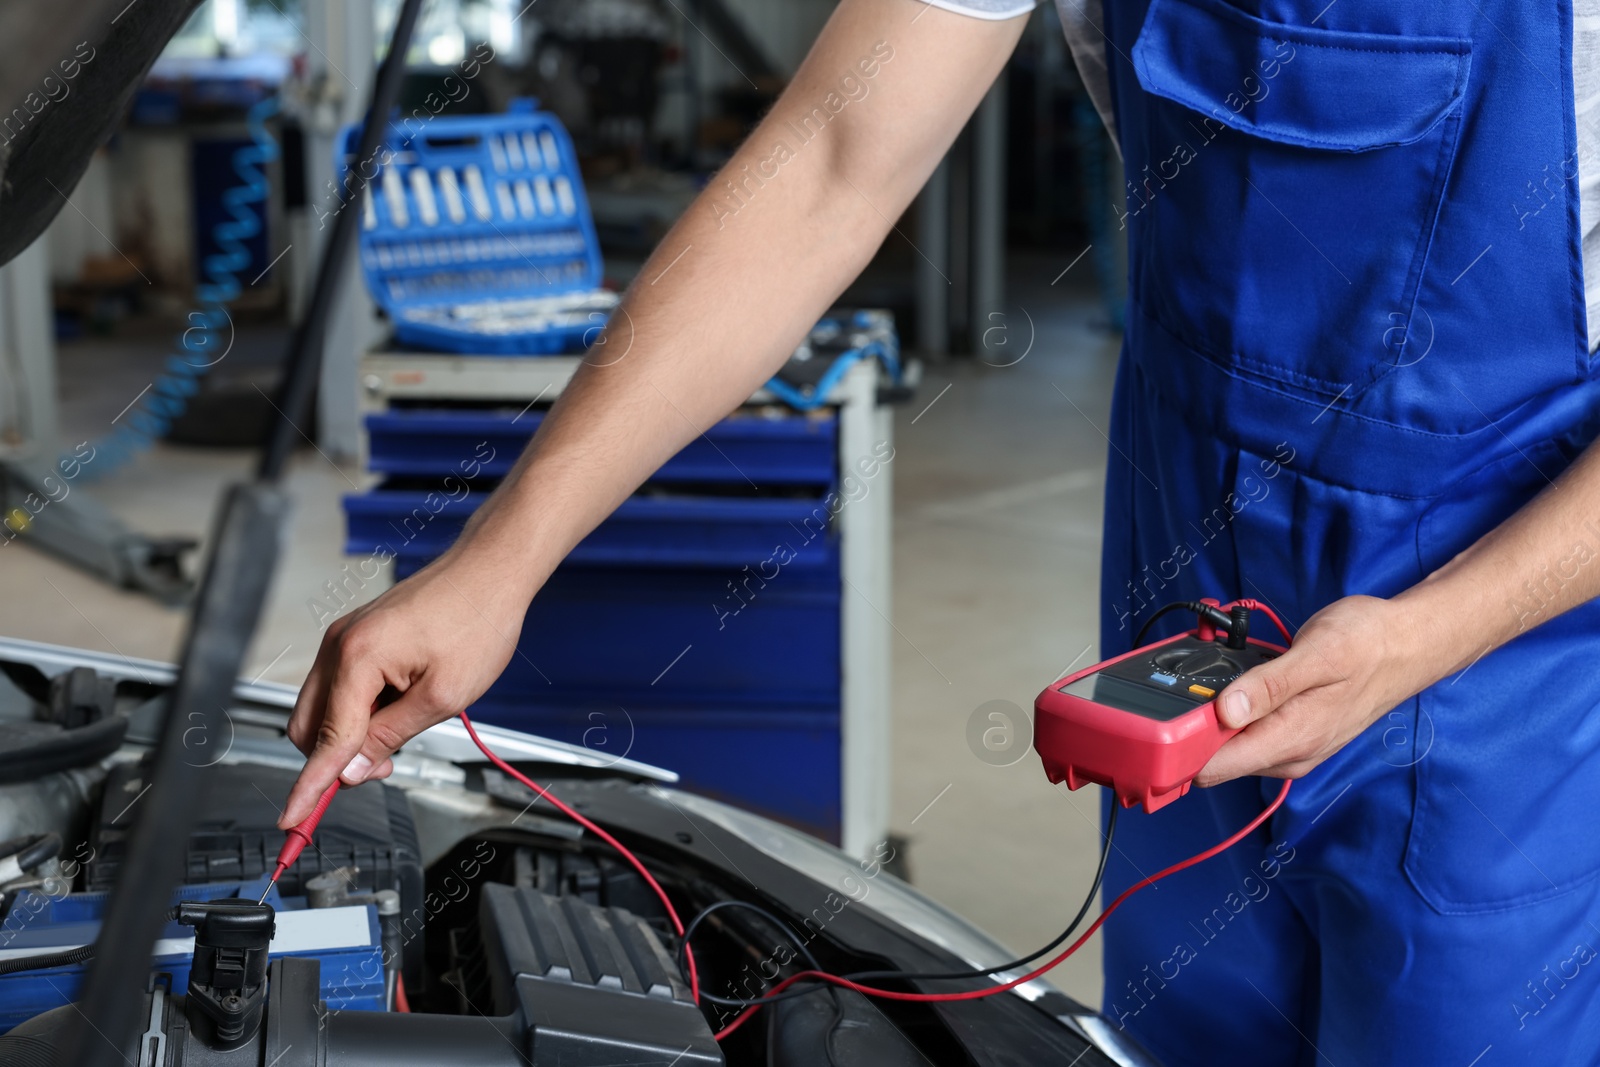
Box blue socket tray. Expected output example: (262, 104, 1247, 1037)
(342, 98, 615, 354)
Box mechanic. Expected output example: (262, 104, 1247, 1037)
(279, 0, 1600, 1062)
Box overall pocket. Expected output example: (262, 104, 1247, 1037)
(1128, 0, 1471, 399)
(1404, 445, 1600, 912)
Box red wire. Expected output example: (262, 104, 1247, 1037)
(456, 711, 700, 1002)
(394, 972, 411, 1012)
(712, 777, 1293, 1041)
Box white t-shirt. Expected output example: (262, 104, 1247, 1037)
(922, 0, 1600, 352)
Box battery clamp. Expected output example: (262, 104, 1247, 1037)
(1035, 599, 1291, 812)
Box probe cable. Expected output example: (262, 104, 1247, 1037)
(712, 777, 1291, 1041)
(709, 599, 1296, 1041)
(456, 711, 700, 1002)
(681, 802, 1121, 1012)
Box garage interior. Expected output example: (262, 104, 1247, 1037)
(0, 0, 1138, 1059)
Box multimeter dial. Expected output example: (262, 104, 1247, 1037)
(1150, 646, 1244, 682)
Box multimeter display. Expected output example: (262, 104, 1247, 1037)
(1059, 673, 1202, 721)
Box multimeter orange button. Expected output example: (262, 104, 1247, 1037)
(1188, 684, 1216, 698)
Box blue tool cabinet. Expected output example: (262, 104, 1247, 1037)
(346, 355, 894, 853)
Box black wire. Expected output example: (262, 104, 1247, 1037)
(678, 900, 823, 1007)
(687, 803, 1120, 1010)
(1134, 600, 1204, 647)
(848, 802, 1120, 985)
(0, 945, 93, 977)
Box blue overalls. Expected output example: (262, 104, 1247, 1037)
(1095, 0, 1600, 1062)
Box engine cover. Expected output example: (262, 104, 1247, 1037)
(465, 882, 722, 1065)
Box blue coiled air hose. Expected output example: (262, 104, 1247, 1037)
(74, 94, 280, 479)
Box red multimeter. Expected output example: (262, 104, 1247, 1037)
(1034, 601, 1285, 812)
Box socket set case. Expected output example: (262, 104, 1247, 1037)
(342, 99, 616, 354)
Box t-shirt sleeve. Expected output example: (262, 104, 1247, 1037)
(916, 0, 1036, 20)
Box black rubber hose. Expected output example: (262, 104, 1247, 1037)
(0, 945, 93, 977)
(0, 906, 191, 979)
(0, 832, 61, 874)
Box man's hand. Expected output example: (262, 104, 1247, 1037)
(278, 553, 529, 828)
(1197, 441, 1600, 787)
(1196, 595, 1439, 787)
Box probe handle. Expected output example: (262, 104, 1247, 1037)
(273, 781, 340, 877)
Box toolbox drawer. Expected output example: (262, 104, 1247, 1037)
(476, 564, 840, 708)
(365, 408, 838, 484)
(462, 700, 843, 842)
(345, 483, 840, 570)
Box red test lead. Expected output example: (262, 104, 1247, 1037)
(257, 781, 341, 904)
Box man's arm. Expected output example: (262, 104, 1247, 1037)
(1200, 441, 1600, 785)
(280, 0, 1028, 827)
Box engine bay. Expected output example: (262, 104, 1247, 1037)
(0, 651, 1131, 1067)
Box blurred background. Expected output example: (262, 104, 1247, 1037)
(0, 0, 1127, 1007)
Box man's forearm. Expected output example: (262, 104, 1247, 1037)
(428, 0, 1024, 603)
(1391, 439, 1600, 686)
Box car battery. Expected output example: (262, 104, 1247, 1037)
(85, 759, 426, 991)
(0, 879, 384, 1034)
(343, 98, 614, 354)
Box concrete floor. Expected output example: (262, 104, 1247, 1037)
(8, 316, 381, 691)
(1, 252, 1121, 1008)
(885, 255, 1119, 1006)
